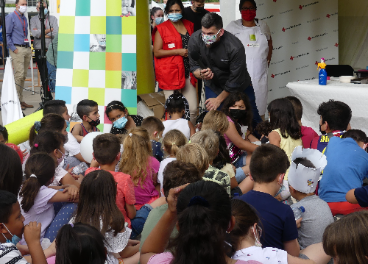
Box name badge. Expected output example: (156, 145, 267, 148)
(24, 38, 29, 42)
(246, 43, 260, 48)
(249, 34, 256, 41)
(168, 43, 175, 48)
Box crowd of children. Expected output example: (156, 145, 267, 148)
(1, 89, 368, 264)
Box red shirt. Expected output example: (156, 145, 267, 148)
(301, 126, 318, 148)
(85, 168, 136, 227)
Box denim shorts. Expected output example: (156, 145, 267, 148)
(130, 204, 153, 239)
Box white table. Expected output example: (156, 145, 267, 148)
(287, 79, 368, 135)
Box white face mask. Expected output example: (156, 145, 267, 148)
(19, 5, 27, 14)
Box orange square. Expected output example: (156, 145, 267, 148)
(105, 52, 122, 71)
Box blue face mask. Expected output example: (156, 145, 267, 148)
(168, 13, 182, 22)
(1, 223, 22, 245)
(44, 8, 48, 15)
(65, 120, 70, 132)
(155, 17, 164, 25)
(113, 116, 128, 129)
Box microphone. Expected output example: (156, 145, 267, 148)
(190, 50, 207, 70)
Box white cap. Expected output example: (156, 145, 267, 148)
(288, 146, 327, 194)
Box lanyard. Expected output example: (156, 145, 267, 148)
(14, 11, 26, 38)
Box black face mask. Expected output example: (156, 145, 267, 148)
(195, 6, 205, 12)
(319, 124, 326, 135)
(229, 109, 246, 120)
(87, 117, 100, 127)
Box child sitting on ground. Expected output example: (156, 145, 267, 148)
(268, 98, 302, 202)
(286, 96, 318, 149)
(86, 134, 136, 228)
(105, 101, 143, 135)
(0, 191, 55, 264)
(141, 116, 165, 162)
(190, 129, 231, 196)
(19, 153, 78, 245)
(201, 110, 229, 135)
(70, 170, 139, 264)
(176, 143, 210, 177)
(139, 161, 202, 252)
(237, 144, 300, 257)
(318, 129, 368, 215)
(157, 129, 187, 196)
(288, 146, 333, 249)
(0, 125, 25, 162)
(43, 100, 86, 167)
(53, 223, 107, 264)
(0, 144, 23, 195)
(255, 121, 272, 144)
(162, 92, 195, 140)
(72, 99, 100, 143)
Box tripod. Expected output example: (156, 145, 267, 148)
(35, 0, 53, 112)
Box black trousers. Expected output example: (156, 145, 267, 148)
(34, 49, 49, 89)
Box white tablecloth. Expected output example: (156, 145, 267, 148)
(287, 79, 368, 135)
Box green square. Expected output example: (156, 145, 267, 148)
(88, 88, 105, 105)
(121, 89, 137, 107)
(76, 0, 90, 16)
(58, 34, 74, 52)
(97, 124, 104, 131)
(89, 52, 106, 70)
(122, 16, 136, 35)
(72, 69, 89, 87)
(106, 35, 121, 53)
(107, 0, 121, 16)
(126, 107, 137, 115)
(90, 16, 106, 34)
(57, 51, 74, 68)
(105, 71, 121, 88)
(122, 53, 136, 71)
(59, 16, 75, 34)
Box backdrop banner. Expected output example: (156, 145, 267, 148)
(55, 0, 137, 133)
(231, 0, 339, 102)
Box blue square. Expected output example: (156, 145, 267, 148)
(55, 86, 72, 104)
(121, 89, 137, 108)
(57, 51, 74, 69)
(74, 34, 90, 52)
(122, 53, 136, 71)
(106, 16, 122, 35)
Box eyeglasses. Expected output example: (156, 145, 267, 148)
(241, 7, 256, 11)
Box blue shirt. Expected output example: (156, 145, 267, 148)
(6, 10, 29, 51)
(319, 137, 368, 202)
(237, 190, 298, 249)
(151, 140, 164, 162)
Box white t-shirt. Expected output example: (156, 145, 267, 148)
(163, 118, 190, 140)
(64, 132, 80, 157)
(19, 186, 58, 245)
(0, 243, 28, 264)
(233, 246, 288, 264)
(157, 157, 176, 196)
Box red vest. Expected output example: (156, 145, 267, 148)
(153, 19, 197, 90)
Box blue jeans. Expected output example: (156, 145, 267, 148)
(205, 85, 262, 138)
(46, 61, 56, 93)
(130, 204, 153, 239)
(234, 153, 247, 183)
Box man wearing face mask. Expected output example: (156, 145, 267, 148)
(183, 0, 209, 32)
(188, 12, 262, 132)
(5, 0, 34, 110)
(30, 1, 59, 95)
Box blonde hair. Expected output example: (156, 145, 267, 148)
(119, 127, 152, 186)
(176, 143, 209, 175)
(191, 129, 219, 162)
(163, 129, 187, 157)
(202, 110, 229, 135)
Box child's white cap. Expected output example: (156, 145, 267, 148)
(288, 146, 327, 194)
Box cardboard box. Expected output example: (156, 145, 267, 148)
(138, 92, 166, 119)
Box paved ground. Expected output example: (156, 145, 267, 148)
(0, 64, 43, 126)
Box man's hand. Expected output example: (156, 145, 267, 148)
(45, 28, 53, 34)
(14, 49, 19, 54)
(177, 49, 188, 57)
(205, 97, 221, 111)
(200, 68, 214, 80)
(296, 217, 302, 228)
(24, 222, 42, 245)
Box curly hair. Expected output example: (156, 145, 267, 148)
(119, 127, 152, 186)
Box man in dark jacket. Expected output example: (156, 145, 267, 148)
(188, 13, 262, 128)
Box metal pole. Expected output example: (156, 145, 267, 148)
(1, 0, 8, 62)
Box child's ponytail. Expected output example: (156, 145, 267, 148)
(20, 153, 56, 212)
(56, 223, 107, 264)
(163, 129, 187, 157)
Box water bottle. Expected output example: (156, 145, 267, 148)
(318, 58, 327, 85)
(72, 162, 89, 175)
(292, 206, 305, 220)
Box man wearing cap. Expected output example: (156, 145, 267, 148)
(6, 0, 33, 110)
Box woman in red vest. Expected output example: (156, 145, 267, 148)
(153, 0, 198, 124)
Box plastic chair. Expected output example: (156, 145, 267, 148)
(325, 65, 354, 77)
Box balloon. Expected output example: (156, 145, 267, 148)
(80, 132, 103, 163)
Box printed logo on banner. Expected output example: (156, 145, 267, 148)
(296, 65, 309, 71)
(307, 18, 320, 24)
(279, 9, 293, 14)
(259, 15, 274, 21)
(290, 53, 310, 60)
(282, 24, 301, 32)
(308, 33, 328, 41)
(299, 2, 319, 10)
(271, 71, 291, 78)
(326, 12, 338, 18)
(316, 47, 328, 52)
